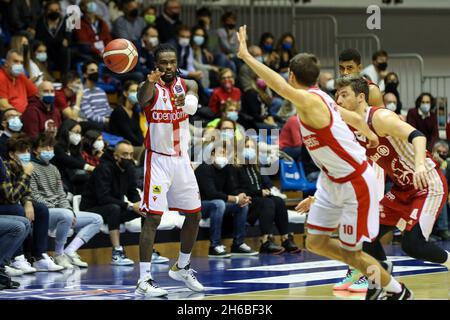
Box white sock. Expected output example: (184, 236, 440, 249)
(139, 262, 152, 280)
(114, 246, 123, 251)
(64, 237, 85, 255)
(55, 243, 65, 256)
(177, 252, 191, 269)
(383, 277, 402, 293)
(443, 251, 450, 270)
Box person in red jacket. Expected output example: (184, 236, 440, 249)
(208, 68, 241, 116)
(279, 114, 302, 162)
(22, 81, 61, 138)
(73, 0, 113, 61)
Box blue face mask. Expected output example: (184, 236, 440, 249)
(243, 148, 256, 161)
(439, 115, 446, 126)
(40, 150, 55, 162)
(282, 42, 292, 51)
(127, 92, 138, 105)
(226, 111, 238, 122)
(193, 35, 205, 46)
(11, 64, 24, 77)
(36, 52, 47, 63)
(18, 153, 31, 165)
(87, 1, 97, 13)
(263, 44, 273, 52)
(8, 117, 23, 132)
(220, 130, 234, 140)
(42, 94, 55, 105)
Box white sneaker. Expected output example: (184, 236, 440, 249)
(11, 255, 37, 274)
(111, 250, 134, 266)
(33, 254, 65, 272)
(54, 254, 74, 269)
(168, 264, 204, 292)
(135, 276, 168, 297)
(66, 252, 88, 268)
(152, 250, 169, 264)
(5, 265, 24, 276)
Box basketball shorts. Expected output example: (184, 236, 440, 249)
(307, 165, 380, 251)
(139, 151, 201, 215)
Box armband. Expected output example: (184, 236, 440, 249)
(407, 130, 425, 144)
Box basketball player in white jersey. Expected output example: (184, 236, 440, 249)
(134, 44, 204, 297)
(236, 25, 412, 299)
(334, 75, 450, 299)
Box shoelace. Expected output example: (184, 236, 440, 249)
(183, 267, 198, 281)
(146, 278, 160, 288)
(353, 276, 367, 285)
(341, 269, 354, 281)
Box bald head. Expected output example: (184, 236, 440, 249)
(39, 81, 55, 95)
(249, 45, 262, 57)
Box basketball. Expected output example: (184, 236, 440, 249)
(102, 38, 139, 74)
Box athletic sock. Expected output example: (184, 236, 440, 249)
(383, 277, 402, 293)
(114, 246, 123, 252)
(64, 237, 85, 255)
(177, 252, 191, 269)
(139, 262, 152, 280)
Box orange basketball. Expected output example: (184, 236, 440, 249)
(102, 39, 139, 74)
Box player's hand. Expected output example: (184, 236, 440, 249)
(236, 25, 250, 60)
(366, 132, 379, 149)
(148, 68, 164, 84)
(262, 189, 271, 197)
(132, 202, 147, 217)
(413, 164, 429, 190)
(174, 93, 185, 108)
(295, 196, 314, 214)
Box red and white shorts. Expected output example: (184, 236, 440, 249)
(139, 151, 201, 215)
(307, 166, 380, 251)
(380, 168, 447, 240)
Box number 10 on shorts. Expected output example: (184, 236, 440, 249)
(342, 225, 354, 235)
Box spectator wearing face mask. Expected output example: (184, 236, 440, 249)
(275, 33, 297, 80)
(383, 92, 405, 120)
(29, 132, 103, 269)
(407, 92, 438, 151)
(384, 72, 402, 109)
(143, 5, 157, 26)
(81, 130, 105, 167)
(35, 0, 72, 74)
(258, 32, 279, 71)
(0, 109, 24, 158)
(22, 81, 61, 138)
(239, 45, 265, 93)
(53, 120, 94, 194)
(279, 114, 302, 163)
(109, 81, 144, 147)
(209, 68, 241, 117)
(0, 50, 38, 114)
(362, 50, 389, 92)
(29, 41, 55, 87)
(207, 102, 246, 141)
(195, 7, 217, 58)
(136, 25, 158, 76)
(112, 0, 146, 43)
(10, 34, 32, 79)
(55, 72, 84, 121)
(191, 25, 220, 89)
(215, 11, 240, 73)
(155, 0, 182, 43)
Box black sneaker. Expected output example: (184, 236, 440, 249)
(230, 243, 259, 256)
(0, 269, 20, 289)
(437, 230, 450, 241)
(381, 283, 413, 300)
(282, 234, 302, 254)
(260, 240, 285, 255)
(208, 245, 231, 258)
(365, 260, 394, 300)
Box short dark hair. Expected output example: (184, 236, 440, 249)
(221, 11, 236, 24)
(339, 48, 361, 65)
(6, 133, 31, 156)
(289, 53, 320, 87)
(44, 0, 60, 11)
(176, 25, 191, 35)
(196, 6, 211, 18)
(141, 24, 158, 38)
(82, 130, 103, 155)
(372, 50, 388, 61)
(32, 132, 56, 150)
(115, 140, 132, 150)
(258, 32, 274, 48)
(62, 71, 81, 87)
(335, 75, 370, 103)
(415, 92, 436, 110)
(81, 60, 97, 74)
(154, 43, 177, 62)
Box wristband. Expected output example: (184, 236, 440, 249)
(235, 196, 239, 204)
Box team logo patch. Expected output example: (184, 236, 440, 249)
(152, 185, 162, 194)
(152, 196, 158, 202)
(163, 98, 167, 104)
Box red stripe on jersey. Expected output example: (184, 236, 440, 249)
(169, 207, 201, 214)
(350, 174, 370, 243)
(142, 151, 153, 209)
(144, 87, 160, 112)
(307, 223, 337, 232)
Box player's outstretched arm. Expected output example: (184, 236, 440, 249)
(338, 106, 379, 148)
(236, 25, 312, 113)
(137, 68, 163, 107)
(372, 109, 428, 189)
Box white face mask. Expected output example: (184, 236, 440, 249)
(148, 36, 159, 47)
(420, 103, 431, 114)
(69, 132, 81, 146)
(386, 102, 397, 112)
(93, 140, 104, 152)
(214, 156, 228, 169)
(178, 37, 190, 47)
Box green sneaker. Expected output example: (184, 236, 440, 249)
(348, 276, 368, 293)
(333, 268, 361, 291)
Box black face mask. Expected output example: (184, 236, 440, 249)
(119, 158, 134, 171)
(47, 11, 61, 21)
(170, 13, 180, 20)
(377, 62, 388, 71)
(129, 9, 139, 18)
(385, 81, 398, 93)
(226, 24, 236, 30)
(439, 153, 448, 160)
(87, 72, 99, 82)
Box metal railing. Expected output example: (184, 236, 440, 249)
(423, 75, 450, 130)
(337, 33, 381, 71)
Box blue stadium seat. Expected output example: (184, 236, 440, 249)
(297, 162, 317, 194)
(102, 131, 124, 148)
(76, 62, 118, 93)
(0, 58, 4, 67)
(279, 160, 302, 191)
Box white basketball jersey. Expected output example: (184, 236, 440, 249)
(299, 87, 367, 183)
(143, 77, 190, 156)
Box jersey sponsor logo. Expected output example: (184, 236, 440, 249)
(385, 192, 395, 201)
(303, 135, 321, 150)
(152, 185, 162, 194)
(150, 109, 188, 123)
(391, 158, 414, 186)
(377, 145, 389, 156)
